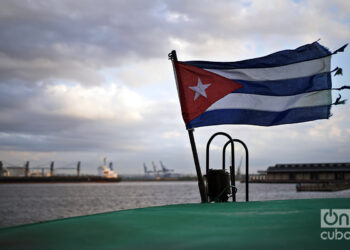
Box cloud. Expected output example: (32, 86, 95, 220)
(1, 0, 349, 86)
(0, 0, 350, 174)
(115, 58, 172, 87)
(0, 0, 172, 85)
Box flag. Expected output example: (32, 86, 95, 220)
(173, 42, 346, 129)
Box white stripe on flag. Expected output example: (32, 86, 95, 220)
(205, 56, 331, 81)
(206, 90, 332, 112)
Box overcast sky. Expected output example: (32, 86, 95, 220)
(0, 0, 350, 175)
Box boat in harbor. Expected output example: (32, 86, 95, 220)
(0, 159, 121, 183)
(97, 158, 118, 178)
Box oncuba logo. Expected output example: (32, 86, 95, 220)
(321, 209, 350, 228)
(321, 209, 350, 241)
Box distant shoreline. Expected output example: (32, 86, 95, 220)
(0, 176, 198, 183)
(121, 176, 197, 182)
(0, 176, 121, 183)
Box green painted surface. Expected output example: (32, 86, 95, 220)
(1, 198, 350, 249)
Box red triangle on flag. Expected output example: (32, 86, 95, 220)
(174, 62, 243, 124)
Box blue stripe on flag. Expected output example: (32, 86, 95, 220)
(186, 106, 330, 128)
(184, 42, 331, 69)
(234, 73, 331, 96)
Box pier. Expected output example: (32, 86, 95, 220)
(246, 163, 350, 183)
(244, 163, 350, 191)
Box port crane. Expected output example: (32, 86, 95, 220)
(143, 163, 154, 176)
(159, 161, 174, 177)
(143, 161, 175, 178)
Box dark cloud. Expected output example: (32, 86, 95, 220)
(1, 0, 348, 84)
(0, 0, 172, 85)
(0, 0, 349, 174)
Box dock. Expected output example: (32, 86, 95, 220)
(296, 182, 350, 192)
(0, 198, 349, 249)
(246, 163, 350, 192)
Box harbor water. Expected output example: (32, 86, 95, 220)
(1, 181, 350, 228)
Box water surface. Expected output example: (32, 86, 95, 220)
(1, 181, 350, 228)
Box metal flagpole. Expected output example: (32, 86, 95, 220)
(168, 50, 208, 203)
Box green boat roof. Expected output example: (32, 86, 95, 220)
(1, 198, 349, 249)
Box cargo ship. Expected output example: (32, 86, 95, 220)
(0, 158, 121, 183)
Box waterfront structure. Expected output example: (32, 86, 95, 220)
(143, 161, 178, 179)
(266, 163, 350, 182)
(248, 170, 267, 181)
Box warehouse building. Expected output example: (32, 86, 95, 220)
(266, 163, 350, 182)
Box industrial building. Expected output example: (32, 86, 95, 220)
(266, 163, 350, 182)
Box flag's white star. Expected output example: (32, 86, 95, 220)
(188, 78, 211, 101)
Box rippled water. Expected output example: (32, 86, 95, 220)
(1, 181, 350, 228)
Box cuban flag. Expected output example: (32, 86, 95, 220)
(173, 42, 347, 129)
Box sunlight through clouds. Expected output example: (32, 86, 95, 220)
(0, 0, 349, 174)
